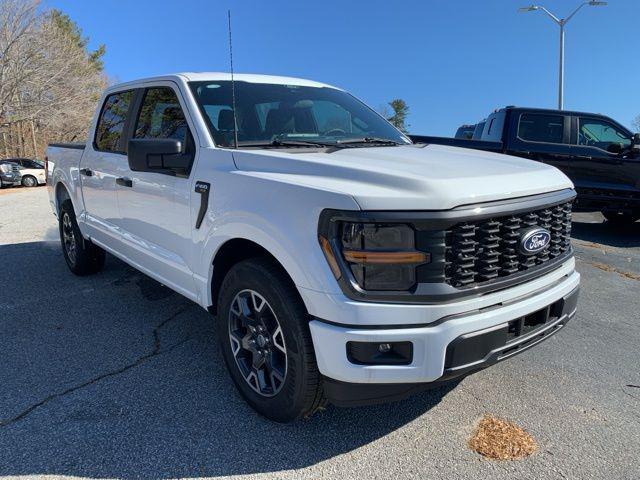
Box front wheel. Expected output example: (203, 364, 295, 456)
(217, 258, 326, 422)
(59, 200, 106, 275)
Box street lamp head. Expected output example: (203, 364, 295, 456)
(518, 5, 540, 12)
(588, 1, 607, 6)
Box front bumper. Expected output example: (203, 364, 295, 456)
(309, 266, 579, 405)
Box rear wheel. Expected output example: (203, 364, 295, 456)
(602, 211, 639, 227)
(21, 175, 37, 187)
(59, 200, 106, 275)
(217, 257, 326, 422)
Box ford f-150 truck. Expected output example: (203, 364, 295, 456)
(412, 107, 640, 226)
(46, 73, 580, 422)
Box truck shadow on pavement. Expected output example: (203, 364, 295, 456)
(0, 241, 457, 479)
(570, 218, 640, 248)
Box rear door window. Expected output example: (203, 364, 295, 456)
(517, 113, 565, 144)
(94, 91, 134, 153)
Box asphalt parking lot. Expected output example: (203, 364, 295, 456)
(0, 187, 638, 480)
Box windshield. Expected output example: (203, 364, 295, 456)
(189, 81, 410, 148)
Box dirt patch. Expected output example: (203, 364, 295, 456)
(468, 415, 538, 460)
(588, 261, 640, 281)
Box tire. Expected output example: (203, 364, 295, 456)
(217, 257, 326, 422)
(21, 175, 38, 187)
(602, 211, 639, 227)
(59, 200, 106, 275)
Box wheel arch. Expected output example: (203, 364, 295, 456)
(208, 238, 306, 316)
(55, 181, 72, 214)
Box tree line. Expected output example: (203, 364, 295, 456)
(0, 0, 107, 159)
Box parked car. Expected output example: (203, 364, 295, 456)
(411, 107, 640, 225)
(2, 158, 46, 187)
(46, 74, 580, 422)
(0, 161, 22, 188)
(454, 124, 475, 139)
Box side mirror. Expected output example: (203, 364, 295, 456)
(632, 133, 640, 151)
(607, 142, 624, 154)
(127, 138, 189, 173)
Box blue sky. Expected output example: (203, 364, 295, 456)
(45, 0, 639, 136)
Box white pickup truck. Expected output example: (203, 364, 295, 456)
(46, 73, 580, 422)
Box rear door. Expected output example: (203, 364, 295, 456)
(569, 115, 640, 194)
(506, 111, 575, 175)
(114, 83, 198, 298)
(80, 90, 135, 249)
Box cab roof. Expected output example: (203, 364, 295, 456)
(107, 72, 339, 92)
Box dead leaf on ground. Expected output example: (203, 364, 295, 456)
(468, 415, 538, 460)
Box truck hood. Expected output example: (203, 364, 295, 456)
(231, 144, 574, 210)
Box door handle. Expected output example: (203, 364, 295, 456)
(194, 181, 211, 229)
(575, 155, 592, 160)
(79, 168, 93, 177)
(116, 177, 133, 187)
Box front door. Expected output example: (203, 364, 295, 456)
(115, 84, 198, 299)
(568, 115, 640, 195)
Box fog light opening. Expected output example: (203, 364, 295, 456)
(347, 341, 413, 365)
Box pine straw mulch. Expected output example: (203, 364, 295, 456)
(468, 415, 538, 460)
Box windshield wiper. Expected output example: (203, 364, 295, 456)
(270, 138, 333, 148)
(235, 138, 333, 148)
(332, 137, 400, 147)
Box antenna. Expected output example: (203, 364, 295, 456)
(227, 10, 239, 149)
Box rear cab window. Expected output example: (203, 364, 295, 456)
(94, 90, 134, 153)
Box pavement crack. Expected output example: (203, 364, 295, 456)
(0, 305, 193, 428)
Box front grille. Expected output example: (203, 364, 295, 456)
(444, 200, 572, 288)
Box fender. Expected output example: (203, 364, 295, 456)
(196, 218, 338, 309)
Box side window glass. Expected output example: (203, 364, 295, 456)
(578, 118, 631, 150)
(135, 87, 190, 148)
(518, 113, 564, 144)
(95, 91, 133, 152)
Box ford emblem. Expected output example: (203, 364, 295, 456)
(519, 227, 551, 255)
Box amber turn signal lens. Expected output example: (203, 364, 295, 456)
(319, 235, 342, 280)
(342, 250, 430, 265)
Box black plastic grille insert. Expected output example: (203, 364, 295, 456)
(444, 201, 572, 288)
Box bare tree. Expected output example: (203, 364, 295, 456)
(633, 115, 640, 133)
(0, 0, 107, 158)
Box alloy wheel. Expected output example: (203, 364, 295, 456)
(228, 289, 287, 397)
(62, 213, 77, 265)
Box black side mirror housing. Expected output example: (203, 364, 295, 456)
(632, 133, 640, 151)
(607, 142, 624, 154)
(127, 138, 190, 173)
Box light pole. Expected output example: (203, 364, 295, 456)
(519, 1, 607, 110)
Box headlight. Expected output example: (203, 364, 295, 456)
(319, 213, 430, 291)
